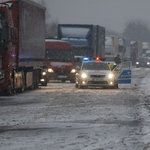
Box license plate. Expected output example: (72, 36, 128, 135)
(58, 76, 67, 78)
(92, 78, 102, 81)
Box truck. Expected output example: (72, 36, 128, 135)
(45, 39, 76, 83)
(0, 0, 47, 95)
(118, 38, 126, 62)
(130, 41, 143, 65)
(142, 42, 150, 55)
(123, 38, 131, 61)
(57, 24, 105, 59)
(105, 35, 119, 58)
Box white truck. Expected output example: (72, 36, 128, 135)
(105, 36, 119, 57)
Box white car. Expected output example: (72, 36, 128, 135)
(75, 59, 117, 89)
(75, 58, 132, 89)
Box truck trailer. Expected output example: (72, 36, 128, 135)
(57, 24, 105, 58)
(105, 35, 119, 58)
(0, 0, 47, 94)
(130, 41, 143, 65)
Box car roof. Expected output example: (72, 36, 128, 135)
(83, 60, 107, 64)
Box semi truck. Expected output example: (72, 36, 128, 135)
(57, 24, 105, 58)
(118, 38, 126, 62)
(0, 0, 47, 95)
(45, 39, 76, 83)
(124, 39, 131, 61)
(105, 35, 119, 58)
(130, 41, 143, 65)
(142, 42, 150, 55)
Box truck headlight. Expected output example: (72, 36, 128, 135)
(136, 62, 139, 65)
(108, 73, 114, 79)
(42, 72, 46, 75)
(147, 62, 150, 65)
(48, 68, 54, 73)
(81, 73, 88, 78)
(70, 69, 76, 73)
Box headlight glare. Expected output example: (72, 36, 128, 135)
(136, 62, 139, 65)
(108, 73, 114, 79)
(81, 73, 87, 78)
(42, 72, 46, 75)
(71, 69, 76, 73)
(147, 62, 150, 65)
(48, 68, 54, 73)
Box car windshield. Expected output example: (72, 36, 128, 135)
(82, 62, 110, 70)
(105, 57, 114, 61)
(145, 53, 150, 57)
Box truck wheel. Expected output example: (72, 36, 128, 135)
(3, 89, 13, 96)
(75, 83, 79, 88)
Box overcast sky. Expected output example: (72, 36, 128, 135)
(33, 0, 150, 33)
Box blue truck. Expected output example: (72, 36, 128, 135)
(57, 24, 105, 58)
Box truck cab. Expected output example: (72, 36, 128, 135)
(45, 39, 76, 83)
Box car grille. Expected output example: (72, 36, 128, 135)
(88, 81, 108, 84)
(90, 75, 105, 78)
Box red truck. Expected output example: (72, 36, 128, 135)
(45, 39, 76, 83)
(0, 0, 47, 95)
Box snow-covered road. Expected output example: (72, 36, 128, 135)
(0, 68, 150, 150)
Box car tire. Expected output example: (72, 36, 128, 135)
(114, 84, 118, 89)
(70, 79, 75, 83)
(62, 79, 66, 83)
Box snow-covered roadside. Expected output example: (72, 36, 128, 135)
(137, 72, 150, 148)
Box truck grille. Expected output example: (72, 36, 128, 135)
(88, 81, 108, 84)
(54, 70, 70, 75)
(90, 75, 105, 78)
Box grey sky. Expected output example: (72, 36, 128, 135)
(34, 0, 150, 33)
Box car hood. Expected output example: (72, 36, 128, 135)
(81, 70, 111, 75)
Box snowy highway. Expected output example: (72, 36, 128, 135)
(1, 67, 150, 150)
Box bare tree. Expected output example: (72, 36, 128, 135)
(122, 19, 150, 42)
(35, 0, 58, 38)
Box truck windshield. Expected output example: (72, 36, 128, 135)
(46, 49, 74, 61)
(82, 62, 110, 70)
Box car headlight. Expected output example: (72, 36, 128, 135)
(70, 69, 76, 73)
(136, 62, 139, 65)
(147, 62, 150, 65)
(42, 72, 46, 75)
(48, 68, 54, 73)
(108, 73, 114, 79)
(81, 73, 88, 78)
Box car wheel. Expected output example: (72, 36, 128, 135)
(70, 79, 75, 83)
(75, 83, 79, 88)
(62, 79, 66, 83)
(114, 84, 118, 89)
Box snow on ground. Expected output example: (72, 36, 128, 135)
(1, 68, 150, 150)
